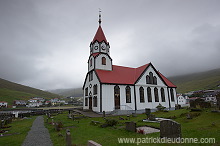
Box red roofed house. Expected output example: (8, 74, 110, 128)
(83, 14, 177, 113)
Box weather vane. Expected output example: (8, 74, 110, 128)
(99, 8, 102, 25)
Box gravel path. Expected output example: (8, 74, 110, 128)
(22, 116, 53, 146)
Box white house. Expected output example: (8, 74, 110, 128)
(176, 95, 189, 107)
(0, 101, 8, 108)
(83, 14, 177, 113)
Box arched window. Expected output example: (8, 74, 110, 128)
(125, 86, 131, 103)
(161, 88, 165, 102)
(85, 98, 88, 106)
(147, 87, 152, 102)
(170, 88, 175, 101)
(146, 75, 150, 84)
(90, 58, 92, 67)
(102, 57, 106, 65)
(85, 87, 88, 96)
(93, 84, 98, 95)
(139, 87, 145, 103)
(154, 87, 159, 102)
(93, 96, 97, 107)
(114, 85, 120, 109)
(149, 72, 153, 84)
(153, 76, 157, 85)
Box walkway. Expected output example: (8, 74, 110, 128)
(22, 116, 53, 146)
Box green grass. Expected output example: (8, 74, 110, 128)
(0, 88, 39, 105)
(45, 109, 220, 146)
(0, 117, 36, 146)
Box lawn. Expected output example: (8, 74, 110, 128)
(0, 116, 36, 146)
(45, 109, 220, 146)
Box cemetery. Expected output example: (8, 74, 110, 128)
(0, 106, 219, 145)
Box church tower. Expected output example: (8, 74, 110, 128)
(88, 12, 112, 72)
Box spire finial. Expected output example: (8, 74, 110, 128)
(98, 8, 102, 26)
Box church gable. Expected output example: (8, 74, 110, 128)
(135, 64, 167, 87)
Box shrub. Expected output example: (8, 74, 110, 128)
(105, 119, 118, 127)
(156, 104, 166, 111)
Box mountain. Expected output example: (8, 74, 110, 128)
(49, 87, 83, 97)
(0, 78, 60, 105)
(168, 68, 220, 93)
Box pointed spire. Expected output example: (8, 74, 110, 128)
(92, 9, 108, 43)
(98, 8, 102, 26)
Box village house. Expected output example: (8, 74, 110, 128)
(0, 101, 8, 108)
(176, 94, 189, 107)
(83, 14, 177, 113)
(14, 100, 27, 106)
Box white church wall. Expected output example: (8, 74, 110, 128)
(101, 84, 136, 112)
(95, 54, 112, 71)
(83, 71, 100, 112)
(102, 84, 115, 112)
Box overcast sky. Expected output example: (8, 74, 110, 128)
(0, 0, 220, 90)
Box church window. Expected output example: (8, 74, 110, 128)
(153, 76, 157, 85)
(90, 58, 92, 67)
(102, 57, 106, 65)
(154, 87, 159, 102)
(93, 96, 97, 107)
(85, 88, 88, 96)
(89, 71, 93, 81)
(85, 98, 88, 106)
(93, 84, 98, 95)
(139, 87, 145, 103)
(146, 75, 150, 84)
(149, 72, 153, 84)
(161, 88, 166, 102)
(114, 85, 120, 95)
(125, 86, 131, 103)
(170, 88, 175, 102)
(147, 87, 152, 102)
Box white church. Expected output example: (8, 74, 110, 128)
(83, 14, 177, 113)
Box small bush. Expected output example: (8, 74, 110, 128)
(105, 119, 118, 127)
(156, 104, 166, 111)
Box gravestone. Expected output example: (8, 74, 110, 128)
(66, 129, 72, 146)
(125, 122, 136, 132)
(160, 120, 181, 138)
(148, 114, 156, 121)
(103, 111, 105, 118)
(145, 108, 151, 116)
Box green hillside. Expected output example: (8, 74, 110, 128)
(0, 78, 60, 105)
(168, 68, 220, 93)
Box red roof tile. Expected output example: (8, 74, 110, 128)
(92, 26, 108, 43)
(96, 64, 149, 84)
(92, 53, 100, 57)
(95, 64, 176, 88)
(158, 72, 177, 88)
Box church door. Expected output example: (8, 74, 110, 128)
(89, 97, 92, 110)
(114, 85, 120, 109)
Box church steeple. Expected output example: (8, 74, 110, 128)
(90, 11, 110, 55)
(88, 12, 112, 72)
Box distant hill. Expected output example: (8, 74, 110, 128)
(0, 78, 60, 105)
(49, 87, 83, 97)
(168, 68, 220, 93)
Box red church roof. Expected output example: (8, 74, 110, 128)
(96, 64, 149, 85)
(158, 72, 177, 88)
(92, 26, 108, 43)
(95, 64, 176, 87)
